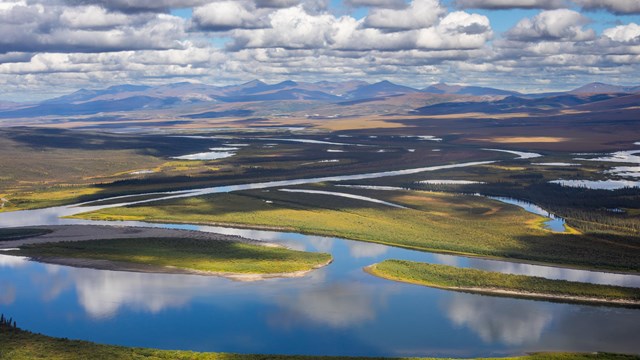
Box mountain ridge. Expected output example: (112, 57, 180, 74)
(1, 80, 638, 119)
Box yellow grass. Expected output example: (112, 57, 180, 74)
(471, 137, 570, 143)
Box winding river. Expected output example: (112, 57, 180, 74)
(1, 157, 639, 357)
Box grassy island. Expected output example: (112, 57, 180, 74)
(1, 322, 639, 360)
(6, 237, 331, 278)
(366, 260, 640, 306)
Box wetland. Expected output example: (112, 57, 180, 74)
(0, 127, 639, 358)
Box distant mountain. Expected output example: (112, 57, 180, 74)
(0, 101, 25, 110)
(345, 80, 420, 99)
(2, 80, 639, 119)
(569, 82, 640, 94)
(309, 80, 369, 96)
(422, 82, 520, 96)
(220, 80, 267, 95)
(0, 96, 182, 118)
(219, 88, 340, 102)
(42, 84, 152, 104)
(413, 93, 624, 116)
(573, 93, 640, 112)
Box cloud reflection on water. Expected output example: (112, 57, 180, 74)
(347, 242, 388, 259)
(0, 281, 16, 305)
(443, 293, 553, 346)
(72, 271, 206, 318)
(270, 282, 387, 329)
(0, 254, 28, 267)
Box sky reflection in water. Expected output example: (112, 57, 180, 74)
(2, 253, 640, 357)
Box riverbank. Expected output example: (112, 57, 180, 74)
(72, 189, 640, 273)
(1, 225, 332, 280)
(1, 324, 639, 360)
(365, 260, 640, 307)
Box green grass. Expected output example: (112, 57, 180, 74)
(74, 189, 640, 273)
(7, 238, 331, 275)
(367, 260, 640, 304)
(1, 324, 638, 360)
(0, 228, 52, 241)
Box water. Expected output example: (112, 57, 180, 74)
(483, 149, 542, 159)
(606, 166, 640, 179)
(172, 148, 237, 160)
(1, 226, 639, 356)
(418, 180, 485, 185)
(486, 196, 567, 232)
(278, 189, 407, 209)
(1, 156, 639, 356)
(533, 163, 579, 166)
(550, 179, 640, 190)
(575, 150, 640, 164)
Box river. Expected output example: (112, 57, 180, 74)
(0, 157, 639, 357)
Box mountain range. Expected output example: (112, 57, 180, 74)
(0, 80, 638, 119)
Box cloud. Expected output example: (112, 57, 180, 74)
(255, 0, 300, 8)
(603, 23, 640, 43)
(506, 9, 595, 41)
(228, 6, 339, 49)
(64, 0, 211, 13)
(455, 0, 567, 9)
(192, 1, 268, 31)
(0, 3, 187, 53)
(364, 0, 445, 31)
(60, 5, 140, 28)
(229, 3, 491, 51)
(416, 11, 492, 49)
(572, 0, 640, 14)
(345, 0, 408, 9)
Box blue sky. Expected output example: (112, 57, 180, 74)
(1, 0, 640, 100)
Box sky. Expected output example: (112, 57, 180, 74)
(1, 0, 640, 101)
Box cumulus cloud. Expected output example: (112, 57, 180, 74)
(573, 0, 640, 14)
(0, 2, 187, 53)
(416, 11, 492, 49)
(364, 0, 445, 30)
(60, 5, 139, 28)
(506, 9, 595, 41)
(603, 23, 640, 43)
(192, 1, 268, 31)
(228, 4, 491, 51)
(228, 6, 338, 49)
(455, 0, 567, 9)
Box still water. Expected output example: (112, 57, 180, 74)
(2, 219, 640, 357)
(1, 158, 639, 357)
